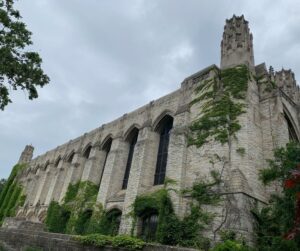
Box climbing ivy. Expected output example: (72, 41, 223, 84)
(95, 209, 123, 236)
(0, 164, 27, 223)
(131, 174, 221, 250)
(236, 147, 246, 157)
(45, 201, 70, 233)
(65, 181, 99, 234)
(63, 182, 80, 203)
(189, 65, 250, 147)
(45, 181, 99, 235)
(45, 180, 124, 236)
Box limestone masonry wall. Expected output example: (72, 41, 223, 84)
(8, 15, 300, 243)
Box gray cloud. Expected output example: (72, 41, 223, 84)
(1, 0, 299, 178)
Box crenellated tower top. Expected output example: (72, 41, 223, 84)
(275, 69, 300, 103)
(221, 15, 254, 70)
(18, 145, 34, 164)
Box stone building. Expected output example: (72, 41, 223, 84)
(12, 15, 300, 242)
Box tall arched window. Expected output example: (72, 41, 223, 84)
(99, 138, 112, 184)
(154, 115, 173, 185)
(67, 152, 75, 163)
(106, 209, 122, 236)
(83, 145, 92, 159)
(284, 112, 299, 142)
(55, 157, 61, 167)
(75, 209, 93, 235)
(122, 128, 139, 189)
(141, 213, 158, 241)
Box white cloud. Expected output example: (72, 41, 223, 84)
(1, 0, 299, 178)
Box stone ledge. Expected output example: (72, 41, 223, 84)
(0, 228, 198, 251)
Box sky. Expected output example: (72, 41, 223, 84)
(1, 0, 300, 179)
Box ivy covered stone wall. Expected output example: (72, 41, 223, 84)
(45, 180, 123, 237)
(0, 164, 26, 224)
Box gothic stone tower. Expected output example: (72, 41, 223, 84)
(9, 15, 300, 245)
(18, 145, 34, 164)
(221, 15, 254, 70)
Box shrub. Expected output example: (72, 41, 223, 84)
(74, 234, 145, 250)
(210, 240, 252, 251)
(112, 235, 145, 250)
(24, 247, 43, 251)
(74, 234, 112, 247)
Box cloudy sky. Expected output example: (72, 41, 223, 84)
(0, 0, 299, 179)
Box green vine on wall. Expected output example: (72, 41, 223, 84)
(45, 201, 70, 233)
(0, 164, 27, 224)
(45, 180, 125, 236)
(45, 181, 101, 235)
(189, 65, 250, 148)
(131, 174, 221, 250)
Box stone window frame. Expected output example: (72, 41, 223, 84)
(122, 127, 139, 190)
(153, 114, 174, 185)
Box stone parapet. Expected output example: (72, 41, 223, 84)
(0, 228, 198, 251)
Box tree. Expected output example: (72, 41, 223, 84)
(0, 179, 6, 194)
(253, 142, 300, 251)
(0, 0, 49, 110)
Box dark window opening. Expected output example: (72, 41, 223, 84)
(284, 113, 299, 142)
(106, 209, 122, 236)
(83, 145, 92, 159)
(154, 116, 173, 185)
(45, 164, 49, 171)
(55, 158, 61, 167)
(99, 138, 112, 185)
(122, 128, 139, 189)
(67, 152, 75, 163)
(141, 213, 158, 241)
(75, 209, 93, 235)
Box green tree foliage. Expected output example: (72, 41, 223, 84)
(211, 240, 253, 251)
(210, 230, 253, 251)
(0, 0, 49, 110)
(0, 179, 6, 194)
(0, 163, 26, 223)
(253, 142, 300, 250)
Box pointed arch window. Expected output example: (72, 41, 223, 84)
(99, 138, 112, 184)
(106, 209, 122, 236)
(122, 128, 139, 189)
(284, 112, 299, 142)
(83, 145, 92, 159)
(67, 152, 75, 163)
(154, 115, 173, 185)
(141, 213, 158, 241)
(55, 157, 61, 167)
